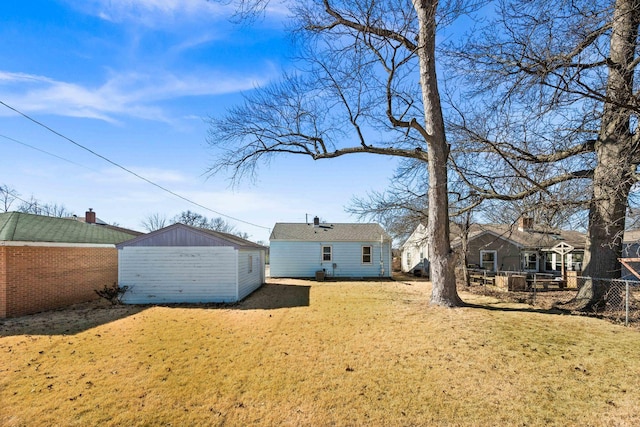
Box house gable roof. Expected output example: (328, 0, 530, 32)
(270, 222, 391, 242)
(400, 223, 427, 250)
(116, 223, 266, 250)
(0, 212, 139, 244)
(451, 223, 586, 250)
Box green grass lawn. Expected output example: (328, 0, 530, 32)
(1, 278, 639, 426)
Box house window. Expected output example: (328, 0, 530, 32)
(570, 252, 584, 271)
(480, 250, 497, 271)
(248, 255, 253, 273)
(322, 245, 332, 262)
(406, 252, 412, 269)
(362, 246, 372, 264)
(522, 251, 538, 271)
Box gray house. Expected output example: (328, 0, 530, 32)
(269, 217, 392, 278)
(452, 219, 586, 274)
(117, 223, 266, 304)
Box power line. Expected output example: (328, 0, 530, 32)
(0, 133, 90, 169)
(0, 100, 271, 232)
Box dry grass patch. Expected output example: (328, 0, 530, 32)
(1, 279, 640, 426)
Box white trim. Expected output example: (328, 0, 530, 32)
(362, 245, 373, 264)
(522, 251, 539, 272)
(321, 245, 332, 262)
(480, 250, 498, 271)
(0, 241, 116, 248)
(235, 249, 239, 302)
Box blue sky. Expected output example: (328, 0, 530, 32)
(0, 0, 399, 243)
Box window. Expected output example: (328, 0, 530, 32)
(480, 250, 497, 271)
(322, 246, 332, 262)
(406, 252, 412, 269)
(248, 255, 253, 273)
(362, 246, 372, 264)
(522, 251, 538, 271)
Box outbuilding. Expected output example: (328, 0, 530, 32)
(117, 223, 266, 304)
(0, 211, 141, 318)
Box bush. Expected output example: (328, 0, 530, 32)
(95, 283, 129, 305)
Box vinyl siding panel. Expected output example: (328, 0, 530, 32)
(119, 246, 238, 304)
(237, 249, 264, 300)
(466, 234, 521, 271)
(270, 241, 392, 278)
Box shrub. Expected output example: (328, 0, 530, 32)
(95, 283, 129, 305)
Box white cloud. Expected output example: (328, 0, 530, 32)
(67, 0, 234, 26)
(83, 166, 191, 185)
(0, 69, 271, 123)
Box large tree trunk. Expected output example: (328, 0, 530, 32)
(575, 0, 639, 311)
(413, 0, 462, 307)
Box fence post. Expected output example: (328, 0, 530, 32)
(626, 280, 630, 327)
(532, 274, 537, 305)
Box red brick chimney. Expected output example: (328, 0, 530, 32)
(518, 216, 533, 231)
(85, 208, 96, 224)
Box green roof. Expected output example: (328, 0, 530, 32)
(0, 212, 139, 244)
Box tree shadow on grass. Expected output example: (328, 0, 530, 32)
(236, 283, 310, 310)
(462, 301, 570, 316)
(0, 301, 148, 337)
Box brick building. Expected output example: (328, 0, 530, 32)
(0, 211, 141, 318)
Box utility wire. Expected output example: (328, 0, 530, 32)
(0, 100, 271, 232)
(0, 133, 90, 169)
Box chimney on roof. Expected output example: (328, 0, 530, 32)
(518, 216, 534, 231)
(313, 216, 320, 227)
(85, 208, 96, 224)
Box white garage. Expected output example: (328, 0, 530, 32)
(117, 223, 266, 304)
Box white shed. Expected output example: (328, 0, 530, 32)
(116, 223, 266, 304)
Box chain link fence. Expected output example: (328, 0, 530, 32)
(463, 272, 640, 327)
(574, 276, 640, 326)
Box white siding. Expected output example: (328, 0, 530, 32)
(119, 246, 238, 304)
(401, 225, 429, 273)
(270, 241, 391, 278)
(237, 249, 265, 300)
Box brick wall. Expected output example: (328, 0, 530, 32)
(0, 245, 118, 318)
(0, 247, 6, 318)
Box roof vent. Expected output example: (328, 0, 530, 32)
(313, 216, 320, 227)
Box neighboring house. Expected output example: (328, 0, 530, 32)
(117, 223, 267, 304)
(0, 211, 141, 318)
(451, 217, 586, 274)
(269, 217, 392, 278)
(399, 223, 429, 276)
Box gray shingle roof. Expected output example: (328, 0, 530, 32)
(270, 222, 391, 242)
(116, 223, 266, 250)
(451, 223, 586, 250)
(0, 212, 140, 244)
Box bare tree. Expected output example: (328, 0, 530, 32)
(140, 213, 169, 232)
(207, 0, 488, 307)
(348, 159, 430, 245)
(171, 210, 250, 238)
(0, 184, 19, 212)
(448, 0, 639, 309)
(17, 196, 72, 217)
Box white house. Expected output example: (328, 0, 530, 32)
(400, 223, 429, 276)
(117, 223, 266, 304)
(269, 217, 392, 278)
